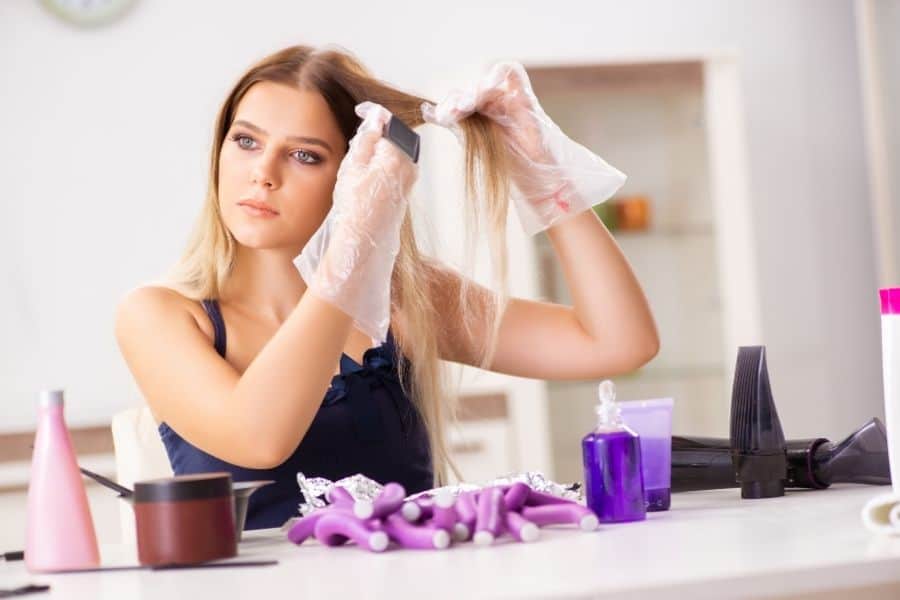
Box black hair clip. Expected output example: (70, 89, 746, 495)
(383, 116, 420, 163)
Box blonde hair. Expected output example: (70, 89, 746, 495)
(166, 44, 513, 485)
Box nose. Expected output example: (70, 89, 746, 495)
(251, 150, 281, 189)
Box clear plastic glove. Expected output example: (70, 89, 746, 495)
(421, 61, 626, 235)
(295, 102, 417, 344)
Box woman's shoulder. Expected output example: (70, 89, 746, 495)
(114, 284, 214, 344)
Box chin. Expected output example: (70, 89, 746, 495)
(230, 224, 311, 255)
(229, 224, 286, 250)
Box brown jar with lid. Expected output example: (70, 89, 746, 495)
(133, 472, 237, 566)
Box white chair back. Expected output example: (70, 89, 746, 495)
(110, 405, 173, 545)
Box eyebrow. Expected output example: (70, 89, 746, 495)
(231, 119, 334, 153)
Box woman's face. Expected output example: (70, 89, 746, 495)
(218, 81, 348, 254)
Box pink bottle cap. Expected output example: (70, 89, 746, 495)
(880, 288, 900, 315)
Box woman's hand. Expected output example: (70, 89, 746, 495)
(422, 61, 627, 235)
(295, 101, 417, 344)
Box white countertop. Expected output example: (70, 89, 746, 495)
(5, 484, 900, 599)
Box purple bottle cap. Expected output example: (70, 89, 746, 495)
(881, 288, 900, 315)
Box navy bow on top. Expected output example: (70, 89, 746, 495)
(324, 341, 414, 443)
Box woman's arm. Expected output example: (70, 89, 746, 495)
(115, 286, 354, 469)
(418, 62, 656, 377)
(402, 209, 658, 380)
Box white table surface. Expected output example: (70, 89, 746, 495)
(5, 484, 900, 599)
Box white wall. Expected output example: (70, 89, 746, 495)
(0, 0, 881, 444)
(873, 0, 900, 281)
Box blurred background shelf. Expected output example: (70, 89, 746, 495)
(525, 58, 756, 482)
(547, 365, 728, 384)
(611, 224, 716, 237)
(428, 54, 763, 484)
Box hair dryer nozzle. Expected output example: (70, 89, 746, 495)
(730, 346, 787, 499)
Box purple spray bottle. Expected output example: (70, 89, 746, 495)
(582, 380, 646, 523)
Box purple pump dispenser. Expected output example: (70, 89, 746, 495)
(582, 380, 646, 523)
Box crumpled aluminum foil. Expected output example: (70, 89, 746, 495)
(294, 472, 386, 516)
(293, 471, 583, 518)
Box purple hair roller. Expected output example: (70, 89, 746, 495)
(383, 514, 450, 550)
(430, 490, 470, 541)
(453, 492, 477, 541)
(456, 491, 477, 523)
(287, 510, 327, 545)
(355, 482, 406, 519)
(326, 485, 354, 507)
(524, 489, 576, 507)
(452, 521, 470, 542)
(504, 510, 540, 543)
(403, 495, 435, 522)
(313, 512, 389, 552)
(474, 486, 506, 546)
(312, 513, 350, 547)
(401, 501, 422, 522)
(286, 504, 357, 544)
(504, 482, 531, 511)
(521, 504, 599, 532)
(430, 490, 458, 529)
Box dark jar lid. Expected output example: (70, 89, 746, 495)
(134, 472, 233, 503)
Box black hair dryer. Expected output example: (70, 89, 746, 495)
(672, 417, 891, 493)
(672, 345, 891, 496)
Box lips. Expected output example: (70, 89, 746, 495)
(237, 199, 279, 216)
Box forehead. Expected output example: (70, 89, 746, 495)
(232, 81, 344, 145)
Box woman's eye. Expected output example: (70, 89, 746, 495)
(291, 149, 321, 165)
(231, 134, 257, 150)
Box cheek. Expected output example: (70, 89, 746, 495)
(217, 148, 245, 201)
(216, 151, 246, 231)
(282, 167, 337, 221)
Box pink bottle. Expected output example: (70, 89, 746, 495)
(25, 389, 100, 572)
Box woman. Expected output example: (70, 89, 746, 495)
(115, 45, 659, 529)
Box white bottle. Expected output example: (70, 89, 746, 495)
(881, 288, 900, 495)
(861, 290, 900, 534)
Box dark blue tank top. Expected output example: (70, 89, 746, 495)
(157, 299, 434, 529)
